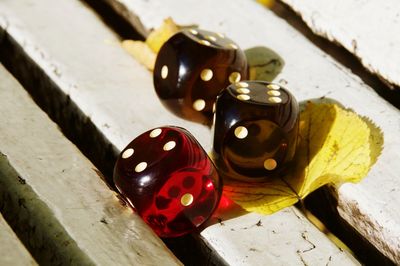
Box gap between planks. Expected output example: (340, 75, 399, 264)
(0, 0, 359, 265)
(278, 0, 400, 90)
(0, 212, 37, 266)
(0, 63, 181, 265)
(92, 0, 400, 263)
(271, 0, 400, 109)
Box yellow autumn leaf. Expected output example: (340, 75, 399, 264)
(359, 115, 384, 167)
(146, 17, 180, 53)
(122, 18, 180, 70)
(223, 177, 298, 215)
(256, 0, 276, 8)
(122, 40, 156, 70)
(223, 102, 383, 215)
(286, 102, 374, 198)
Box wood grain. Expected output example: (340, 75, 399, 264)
(100, 0, 399, 263)
(0, 0, 359, 264)
(279, 0, 400, 89)
(0, 213, 37, 266)
(0, 63, 180, 265)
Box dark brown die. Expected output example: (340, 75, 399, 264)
(212, 81, 299, 181)
(154, 28, 248, 125)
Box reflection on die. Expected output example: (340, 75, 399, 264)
(154, 28, 248, 125)
(113, 126, 222, 237)
(212, 81, 300, 181)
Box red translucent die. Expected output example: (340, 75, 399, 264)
(113, 126, 222, 237)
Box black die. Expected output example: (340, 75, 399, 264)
(212, 81, 299, 181)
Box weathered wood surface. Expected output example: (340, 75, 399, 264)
(0, 64, 181, 265)
(103, 0, 400, 263)
(0, 0, 358, 265)
(279, 0, 400, 89)
(0, 213, 37, 266)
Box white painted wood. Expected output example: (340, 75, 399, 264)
(83, 0, 400, 263)
(0, 0, 358, 265)
(279, 0, 400, 88)
(102, 0, 400, 263)
(0, 213, 37, 266)
(90, 0, 400, 262)
(0, 64, 181, 265)
(203, 209, 357, 266)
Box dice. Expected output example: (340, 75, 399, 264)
(212, 81, 299, 181)
(154, 28, 248, 125)
(113, 126, 221, 237)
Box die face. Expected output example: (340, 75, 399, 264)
(113, 126, 221, 237)
(143, 161, 220, 237)
(212, 81, 299, 181)
(223, 120, 289, 177)
(154, 29, 248, 125)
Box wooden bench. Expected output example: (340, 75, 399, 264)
(279, 0, 400, 89)
(104, 0, 400, 263)
(0, 0, 398, 264)
(0, 64, 180, 265)
(0, 213, 36, 266)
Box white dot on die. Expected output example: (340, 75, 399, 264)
(122, 148, 134, 159)
(237, 94, 250, 101)
(193, 99, 206, 111)
(236, 88, 250, 94)
(264, 159, 277, 170)
(267, 84, 280, 90)
(200, 69, 213, 81)
(163, 141, 176, 151)
(206, 35, 217, 42)
(135, 162, 147, 173)
(236, 82, 249, 88)
(199, 40, 211, 46)
(267, 90, 281, 96)
(229, 72, 241, 83)
(161, 65, 168, 79)
(269, 97, 282, 103)
(149, 128, 162, 138)
(234, 126, 248, 139)
(181, 193, 194, 206)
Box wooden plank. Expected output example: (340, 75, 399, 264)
(0, 0, 358, 265)
(278, 0, 400, 88)
(108, 0, 400, 262)
(97, 0, 399, 263)
(0, 213, 37, 266)
(0, 64, 181, 265)
(202, 208, 357, 265)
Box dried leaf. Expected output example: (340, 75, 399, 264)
(245, 46, 284, 81)
(223, 177, 298, 215)
(122, 40, 156, 71)
(359, 116, 384, 167)
(223, 102, 383, 214)
(146, 17, 179, 53)
(122, 18, 179, 70)
(285, 102, 374, 198)
(256, 0, 276, 8)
